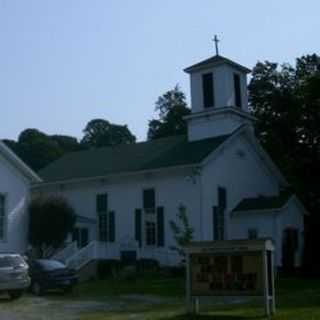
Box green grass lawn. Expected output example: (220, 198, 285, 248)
(75, 273, 320, 320)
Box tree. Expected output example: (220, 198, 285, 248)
(169, 204, 194, 263)
(17, 129, 65, 171)
(51, 135, 83, 153)
(3, 119, 136, 171)
(29, 196, 76, 258)
(3, 129, 82, 171)
(148, 85, 191, 140)
(81, 119, 136, 148)
(248, 54, 320, 274)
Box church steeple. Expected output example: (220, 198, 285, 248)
(184, 54, 255, 141)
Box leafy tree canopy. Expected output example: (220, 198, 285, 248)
(148, 85, 191, 140)
(81, 119, 136, 148)
(51, 135, 81, 153)
(249, 54, 320, 207)
(29, 196, 76, 258)
(169, 204, 194, 263)
(3, 129, 82, 171)
(249, 54, 320, 274)
(3, 119, 136, 170)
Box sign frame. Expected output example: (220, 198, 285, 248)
(184, 239, 276, 316)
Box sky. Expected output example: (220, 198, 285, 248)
(0, 0, 319, 142)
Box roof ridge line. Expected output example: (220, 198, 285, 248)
(38, 134, 187, 174)
(0, 140, 42, 182)
(60, 134, 187, 156)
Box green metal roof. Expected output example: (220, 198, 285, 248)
(38, 134, 230, 183)
(232, 192, 293, 212)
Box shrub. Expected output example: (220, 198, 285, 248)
(29, 195, 76, 258)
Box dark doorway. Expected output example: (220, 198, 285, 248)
(73, 227, 89, 248)
(282, 228, 298, 273)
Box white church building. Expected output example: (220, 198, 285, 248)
(0, 141, 41, 253)
(1, 53, 307, 271)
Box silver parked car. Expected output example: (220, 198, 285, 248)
(0, 253, 30, 300)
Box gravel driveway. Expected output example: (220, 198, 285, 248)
(0, 292, 253, 320)
(0, 293, 172, 320)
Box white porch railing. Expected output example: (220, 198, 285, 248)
(65, 241, 121, 270)
(138, 247, 180, 266)
(53, 240, 180, 270)
(52, 241, 78, 263)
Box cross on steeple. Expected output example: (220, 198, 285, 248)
(213, 35, 220, 56)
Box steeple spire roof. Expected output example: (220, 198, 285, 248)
(184, 55, 251, 74)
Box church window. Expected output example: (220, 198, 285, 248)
(146, 220, 157, 246)
(143, 189, 155, 210)
(202, 73, 215, 108)
(72, 227, 89, 248)
(283, 228, 299, 251)
(282, 227, 299, 271)
(144, 210, 157, 246)
(0, 194, 6, 240)
(248, 228, 258, 239)
(218, 187, 227, 208)
(96, 193, 108, 212)
(143, 188, 156, 246)
(233, 73, 242, 108)
(96, 193, 115, 242)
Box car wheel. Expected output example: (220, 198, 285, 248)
(31, 282, 43, 296)
(8, 290, 23, 300)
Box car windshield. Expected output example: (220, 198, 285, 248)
(0, 255, 26, 268)
(37, 260, 66, 271)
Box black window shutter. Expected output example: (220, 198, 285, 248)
(143, 189, 155, 209)
(218, 187, 227, 209)
(213, 206, 224, 240)
(202, 73, 214, 108)
(219, 206, 225, 240)
(108, 211, 115, 242)
(135, 209, 142, 248)
(213, 206, 218, 240)
(293, 229, 299, 250)
(157, 207, 165, 247)
(233, 73, 242, 108)
(96, 194, 108, 212)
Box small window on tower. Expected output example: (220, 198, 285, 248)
(233, 73, 242, 108)
(202, 73, 214, 108)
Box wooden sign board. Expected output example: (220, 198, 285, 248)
(190, 252, 263, 296)
(185, 239, 275, 316)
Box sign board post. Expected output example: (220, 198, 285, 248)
(185, 239, 275, 317)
